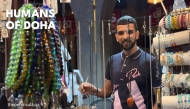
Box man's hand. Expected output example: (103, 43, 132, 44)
(153, 88, 158, 109)
(78, 82, 97, 95)
(153, 102, 158, 109)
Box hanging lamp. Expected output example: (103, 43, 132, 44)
(147, 0, 167, 15)
(147, 0, 162, 4)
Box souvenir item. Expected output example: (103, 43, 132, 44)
(1, 27, 8, 38)
(1, 0, 8, 21)
(127, 94, 134, 108)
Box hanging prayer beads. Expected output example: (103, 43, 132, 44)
(24, 28, 36, 97)
(43, 5, 64, 76)
(5, 4, 32, 88)
(48, 29, 61, 93)
(43, 30, 54, 84)
(11, 30, 28, 91)
(24, 11, 36, 102)
(4, 3, 65, 108)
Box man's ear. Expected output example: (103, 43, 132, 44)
(136, 30, 140, 40)
(115, 34, 118, 42)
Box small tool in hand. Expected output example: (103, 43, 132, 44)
(82, 76, 89, 99)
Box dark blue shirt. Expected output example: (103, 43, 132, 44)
(105, 48, 162, 109)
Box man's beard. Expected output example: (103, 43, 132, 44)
(120, 38, 136, 51)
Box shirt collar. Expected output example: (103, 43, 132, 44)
(121, 47, 142, 60)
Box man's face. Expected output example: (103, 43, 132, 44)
(115, 24, 139, 51)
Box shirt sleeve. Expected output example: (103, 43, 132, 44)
(152, 58, 162, 88)
(105, 57, 112, 81)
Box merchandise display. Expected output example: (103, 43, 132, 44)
(153, 30, 189, 49)
(173, 0, 186, 10)
(0, 0, 81, 108)
(3, 3, 65, 108)
(152, 0, 190, 108)
(160, 51, 189, 66)
(162, 73, 189, 88)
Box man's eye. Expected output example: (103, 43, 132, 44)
(117, 31, 124, 36)
(127, 30, 133, 34)
(117, 30, 134, 36)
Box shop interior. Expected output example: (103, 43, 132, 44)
(0, 0, 190, 109)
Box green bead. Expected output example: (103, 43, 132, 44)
(13, 49, 17, 52)
(28, 89, 31, 93)
(31, 17, 35, 20)
(53, 77, 56, 82)
(26, 74, 30, 79)
(19, 26, 23, 29)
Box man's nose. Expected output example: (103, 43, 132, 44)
(123, 32, 130, 39)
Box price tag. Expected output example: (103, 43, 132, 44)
(1, 10, 7, 21)
(1, 27, 8, 38)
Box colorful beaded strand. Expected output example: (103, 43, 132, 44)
(43, 5, 63, 91)
(5, 4, 31, 88)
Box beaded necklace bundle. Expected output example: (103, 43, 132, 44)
(5, 3, 64, 106)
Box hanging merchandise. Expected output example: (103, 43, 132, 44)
(0, 0, 12, 27)
(0, 87, 8, 109)
(0, 0, 12, 42)
(1, 0, 8, 21)
(60, 0, 71, 3)
(153, 30, 189, 49)
(43, 0, 58, 14)
(1, 27, 8, 38)
(4, 3, 64, 108)
(152, 0, 190, 108)
(173, 0, 186, 11)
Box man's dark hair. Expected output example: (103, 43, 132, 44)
(116, 15, 138, 31)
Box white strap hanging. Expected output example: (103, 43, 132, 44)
(51, 0, 58, 14)
(43, 0, 50, 6)
(43, 0, 58, 14)
(60, 0, 71, 3)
